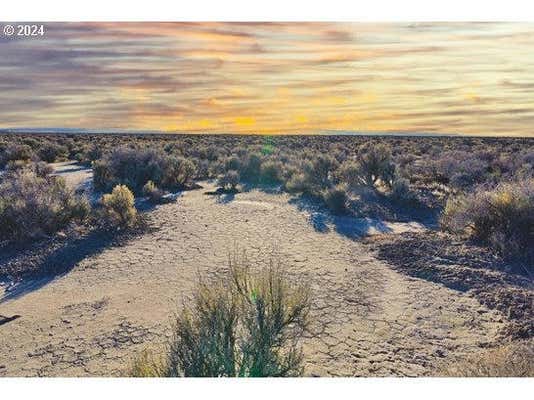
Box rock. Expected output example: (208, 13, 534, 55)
(433, 349, 446, 357)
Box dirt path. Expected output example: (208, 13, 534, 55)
(0, 183, 505, 377)
(51, 161, 95, 200)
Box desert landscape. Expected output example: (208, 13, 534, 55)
(0, 133, 532, 377)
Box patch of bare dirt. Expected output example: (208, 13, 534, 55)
(0, 183, 511, 376)
(365, 231, 534, 340)
(51, 161, 93, 194)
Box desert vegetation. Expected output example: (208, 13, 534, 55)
(130, 252, 310, 377)
(437, 340, 534, 377)
(0, 165, 89, 242)
(442, 179, 534, 263)
(93, 147, 196, 194)
(100, 185, 139, 229)
(1, 132, 533, 377)
(3, 133, 532, 257)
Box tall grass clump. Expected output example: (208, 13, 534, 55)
(131, 252, 311, 377)
(0, 168, 90, 242)
(441, 180, 534, 261)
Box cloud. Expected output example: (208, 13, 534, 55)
(1, 22, 534, 136)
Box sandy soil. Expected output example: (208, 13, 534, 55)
(0, 182, 506, 377)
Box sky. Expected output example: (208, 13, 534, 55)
(1, 22, 534, 136)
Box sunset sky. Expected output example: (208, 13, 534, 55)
(2, 22, 534, 136)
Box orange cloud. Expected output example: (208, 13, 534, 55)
(2, 22, 534, 136)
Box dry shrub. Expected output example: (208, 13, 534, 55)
(164, 156, 196, 188)
(260, 160, 284, 184)
(284, 156, 338, 196)
(240, 152, 263, 182)
(336, 145, 396, 191)
(323, 184, 348, 214)
(217, 170, 240, 192)
(130, 252, 311, 377)
(438, 340, 534, 377)
(441, 180, 534, 261)
(0, 168, 89, 241)
(93, 147, 197, 193)
(129, 349, 167, 377)
(305, 155, 338, 190)
(101, 184, 138, 228)
(142, 180, 165, 204)
(389, 177, 418, 204)
(284, 172, 311, 194)
(0, 143, 34, 167)
(38, 143, 68, 163)
(357, 142, 395, 187)
(337, 160, 363, 189)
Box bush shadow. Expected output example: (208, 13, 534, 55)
(289, 194, 398, 239)
(239, 182, 282, 195)
(216, 193, 235, 204)
(0, 229, 126, 303)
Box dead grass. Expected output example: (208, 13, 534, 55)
(437, 340, 534, 377)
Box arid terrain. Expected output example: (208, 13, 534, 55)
(0, 179, 505, 377)
(0, 134, 532, 377)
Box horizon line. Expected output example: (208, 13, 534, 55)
(1, 127, 533, 139)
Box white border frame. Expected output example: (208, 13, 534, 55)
(1, 0, 534, 21)
(1, 1, 533, 398)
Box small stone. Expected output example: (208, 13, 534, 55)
(434, 349, 446, 357)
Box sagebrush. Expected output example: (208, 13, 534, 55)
(131, 252, 311, 377)
(441, 179, 534, 262)
(0, 167, 89, 241)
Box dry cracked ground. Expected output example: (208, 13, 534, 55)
(0, 179, 507, 377)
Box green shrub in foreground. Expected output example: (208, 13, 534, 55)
(130, 252, 311, 377)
